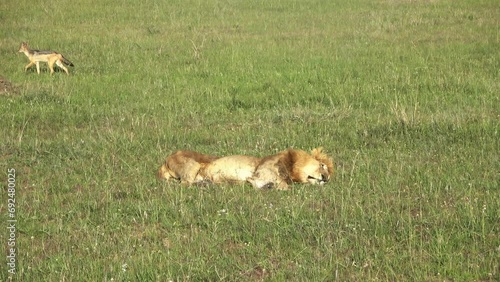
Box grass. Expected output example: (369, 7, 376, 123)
(1, 0, 498, 280)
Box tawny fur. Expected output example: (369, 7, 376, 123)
(249, 147, 334, 190)
(18, 42, 74, 75)
(158, 150, 219, 185)
(158, 148, 334, 190)
(198, 155, 261, 184)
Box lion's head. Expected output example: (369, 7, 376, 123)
(288, 147, 334, 185)
(249, 147, 334, 190)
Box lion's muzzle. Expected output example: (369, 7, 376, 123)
(307, 174, 329, 185)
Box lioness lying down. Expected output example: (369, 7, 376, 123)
(158, 148, 334, 190)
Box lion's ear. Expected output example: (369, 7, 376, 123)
(311, 147, 334, 174)
(311, 147, 324, 157)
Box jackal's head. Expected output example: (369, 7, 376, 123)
(18, 42, 29, 53)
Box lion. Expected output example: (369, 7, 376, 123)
(248, 147, 334, 190)
(157, 150, 219, 185)
(196, 147, 333, 190)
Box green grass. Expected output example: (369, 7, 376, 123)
(1, 0, 498, 280)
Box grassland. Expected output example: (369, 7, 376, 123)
(0, 0, 498, 281)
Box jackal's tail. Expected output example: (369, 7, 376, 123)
(61, 55, 74, 67)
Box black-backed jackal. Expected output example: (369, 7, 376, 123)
(18, 42, 74, 75)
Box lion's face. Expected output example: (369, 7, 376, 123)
(294, 157, 331, 185)
(290, 148, 334, 185)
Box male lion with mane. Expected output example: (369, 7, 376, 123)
(158, 148, 334, 189)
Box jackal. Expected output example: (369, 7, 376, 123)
(18, 42, 74, 75)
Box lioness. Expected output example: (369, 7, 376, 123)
(248, 147, 334, 190)
(158, 150, 219, 184)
